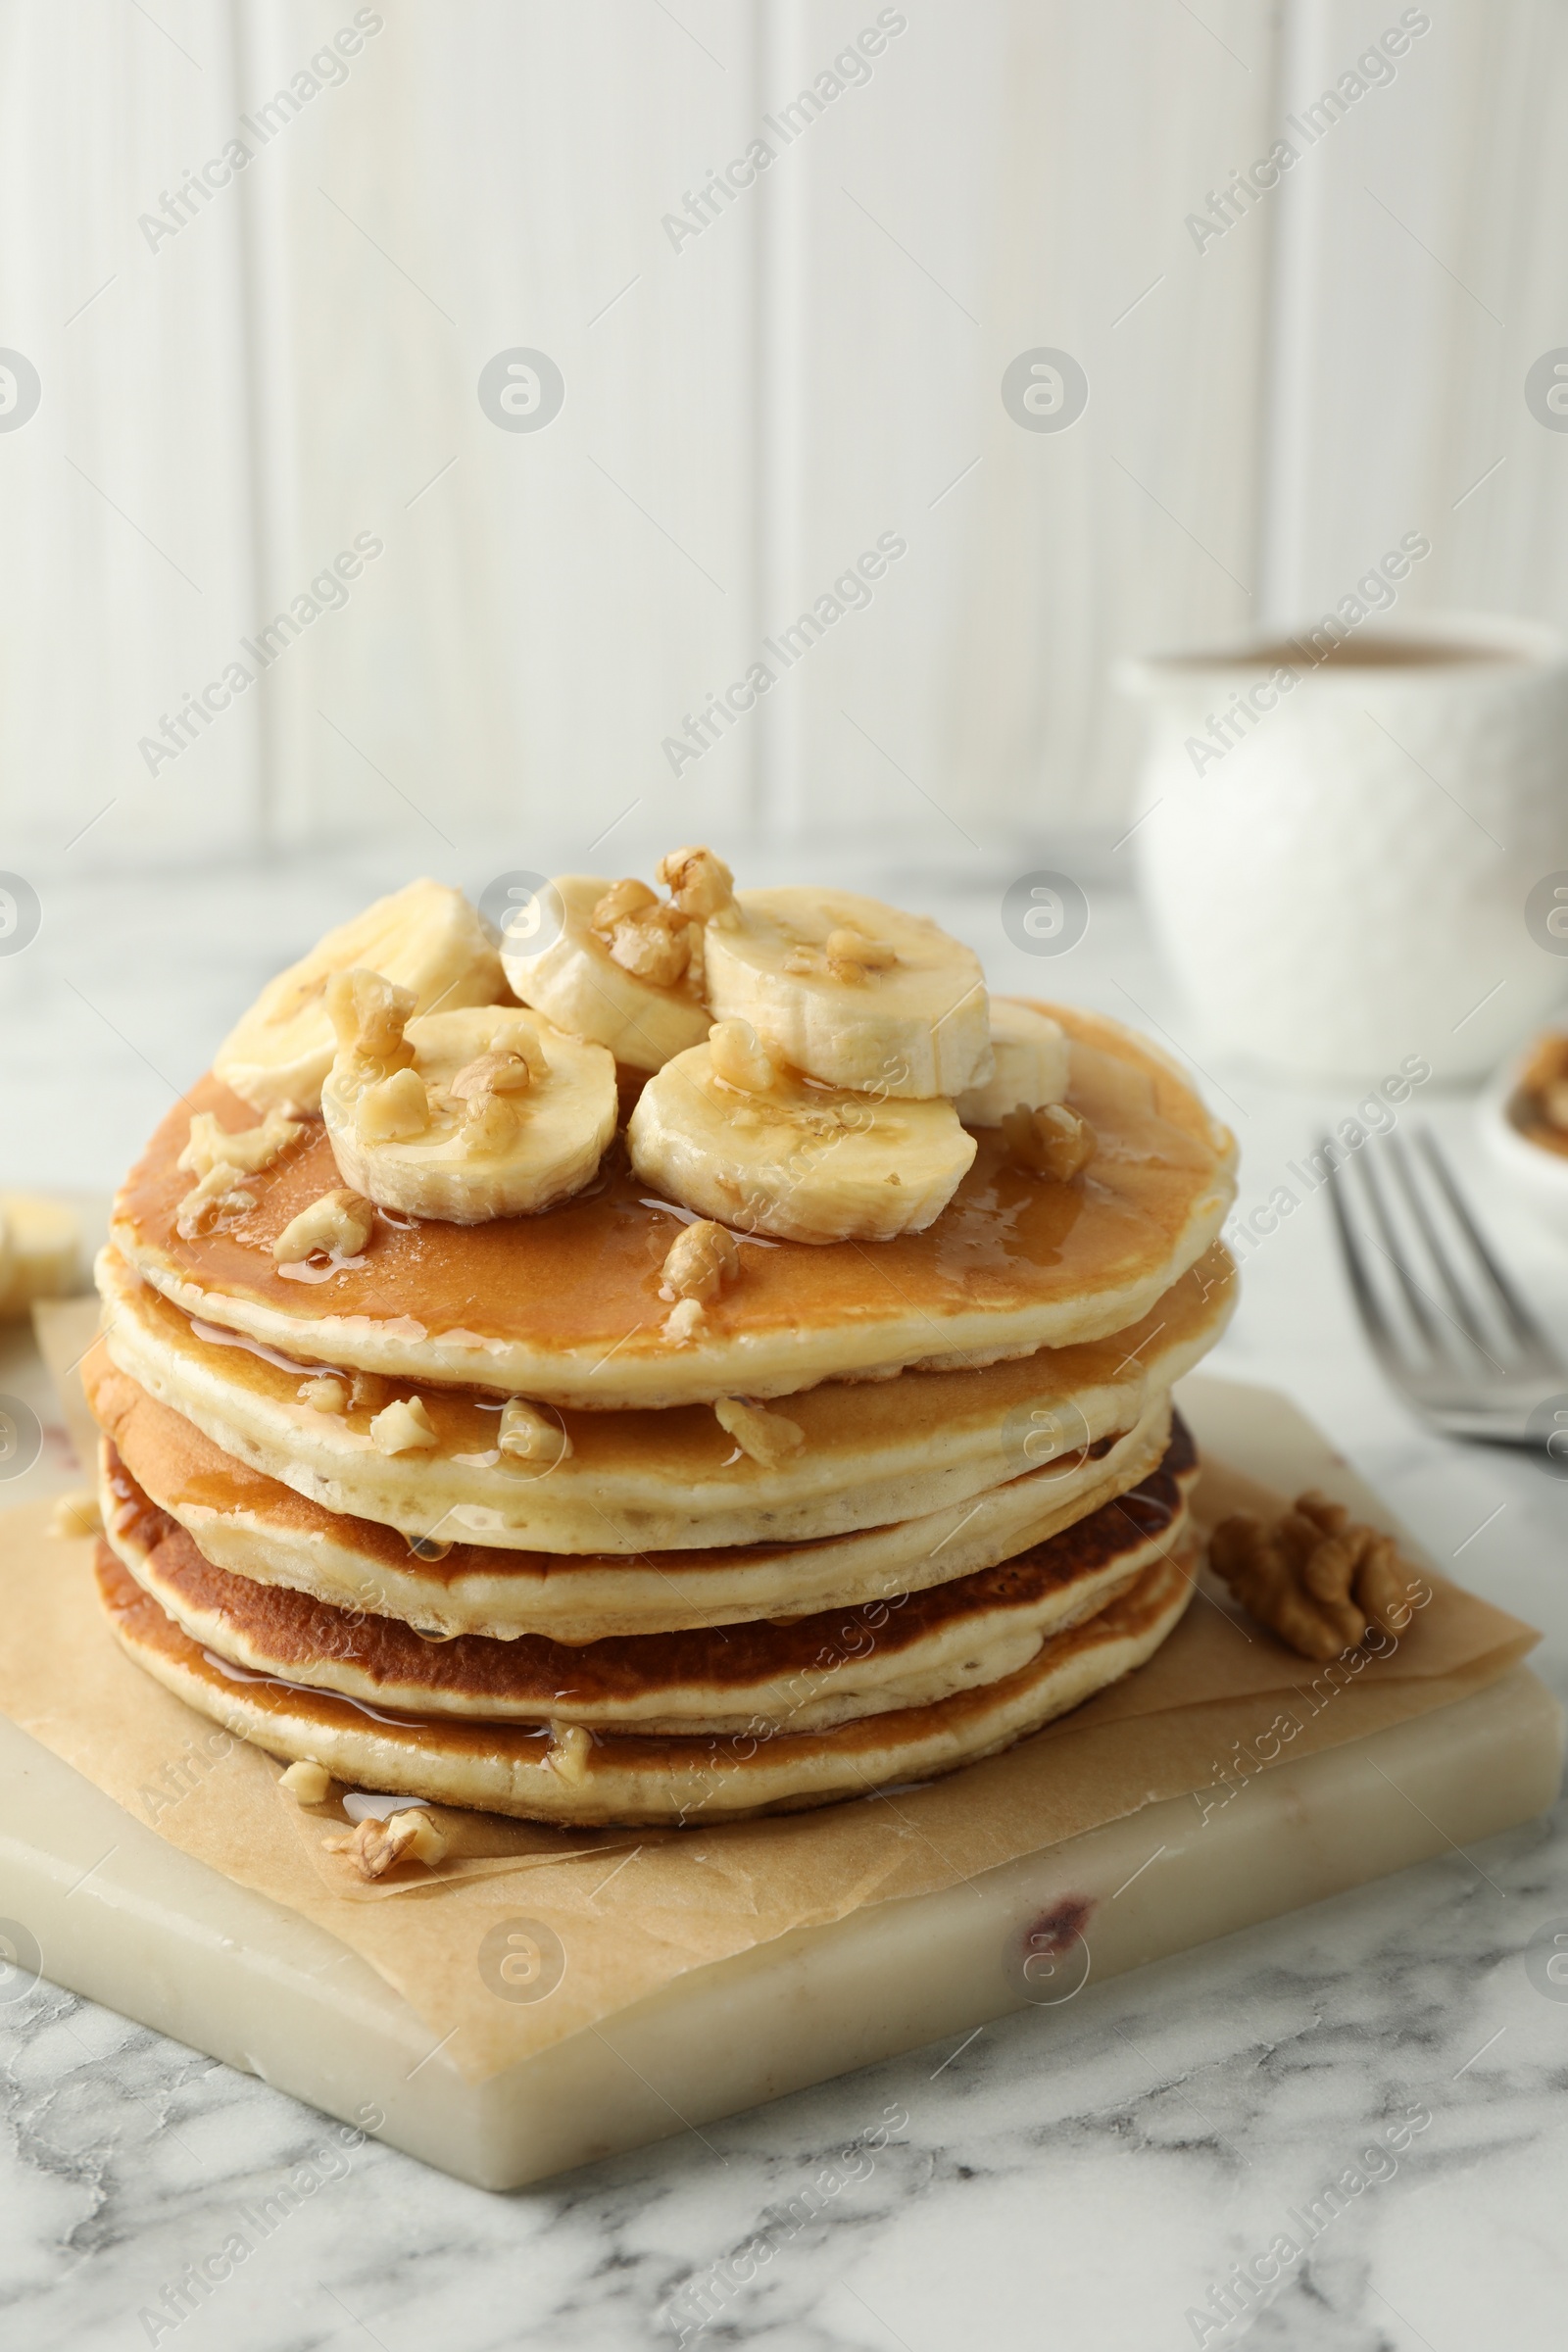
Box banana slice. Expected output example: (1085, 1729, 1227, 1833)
(956, 1000, 1070, 1128)
(501, 873, 711, 1073)
(214, 880, 505, 1113)
(627, 1021, 976, 1243)
(322, 993, 616, 1222)
(702, 886, 990, 1100)
(0, 1193, 82, 1320)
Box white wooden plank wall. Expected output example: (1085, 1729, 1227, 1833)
(0, 0, 1560, 873)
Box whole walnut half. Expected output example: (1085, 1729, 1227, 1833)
(1208, 1490, 1415, 1662)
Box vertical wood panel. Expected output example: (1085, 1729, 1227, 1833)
(0, 0, 264, 863)
(760, 0, 1279, 856)
(1261, 0, 1568, 633)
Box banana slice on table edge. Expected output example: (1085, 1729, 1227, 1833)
(0, 1193, 82, 1319)
(956, 999, 1071, 1128)
(626, 1033, 976, 1243)
(322, 1004, 617, 1222)
(502, 873, 711, 1074)
(702, 883, 991, 1100)
(214, 879, 505, 1113)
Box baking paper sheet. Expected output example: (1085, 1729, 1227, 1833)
(0, 1417, 1536, 2083)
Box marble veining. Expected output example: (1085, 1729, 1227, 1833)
(3, 862, 1568, 2350)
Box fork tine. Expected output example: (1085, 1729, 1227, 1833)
(1382, 1132, 1505, 1368)
(1349, 1144, 1449, 1356)
(1416, 1130, 1561, 1365)
(1322, 1139, 1409, 1372)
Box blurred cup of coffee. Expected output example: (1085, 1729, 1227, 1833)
(1117, 613, 1568, 1084)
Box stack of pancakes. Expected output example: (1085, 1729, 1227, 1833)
(84, 883, 1237, 1829)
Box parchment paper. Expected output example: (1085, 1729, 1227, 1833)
(0, 1419, 1537, 2083)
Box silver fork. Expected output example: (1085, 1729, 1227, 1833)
(1323, 1127, 1568, 1446)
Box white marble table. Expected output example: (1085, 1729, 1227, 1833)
(3, 857, 1566, 2352)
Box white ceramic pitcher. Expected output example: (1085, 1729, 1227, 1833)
(1117, 614, 1568, 1084)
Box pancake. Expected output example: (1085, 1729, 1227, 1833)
(88, 1350, 1177, 1637)
(94, 1535, 1197, 1824)
(97, 1238, 1234, 1553)
(98, 1426, 1198, 1735)
(108, 1007, 1237, 1409)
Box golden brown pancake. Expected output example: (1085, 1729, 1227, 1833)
(94, 1535, 1197, 1824)
(88, 1348, 1177, 1637)
(99, 1422, 1197, 1735)
(96, 1239, 1234, 1553)
(108, 1008, 1236, 1408)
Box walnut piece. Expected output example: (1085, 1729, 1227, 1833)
(611, 904, 692, 987)
(592, 877, 659, 930)
(548, 1723, 593, 1784)
(179, 1106, 303, 1181)
(175, 1162, 259, 1240)
(499, 1397, 572, 1462)
(1208, 1489, 1413, 1662)
(273, 1187, 375, 1264)
(449, 1048, 534, 1102)
(369, 1396, 439, 1454)
(591, 876, 699, 988)
(709, 1018, 779, 1095)
(824, 925, 897, 979)
(298, 1375, 349, 1413)
(356, 1066, 430, 1142)
(714, 1396, 805, 1469)
(323, 1807, 450, 1878)
(662, 1218, 741, 1304)
(325, 968, 416, 1068)
(657, 844, 735, 920)
(280, 1759, 332, 1805)
(663, 1296, 707, 1344)
(1003, 1102, 1096, 1181)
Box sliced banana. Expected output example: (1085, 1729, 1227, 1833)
(214, 880, 505, 1113)
(501, 873, 711, 1073)
(322, 992, 616, 1223)
(627, 1022, 976, 1243)
(0, 1193, 82, 1320)
(956, 999, 1070, 1128)
(702, 886, 991, 1100)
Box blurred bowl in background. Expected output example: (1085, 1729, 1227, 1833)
(1479, 1025, 1568, 1233)
(1117, 613, 1568, 1085)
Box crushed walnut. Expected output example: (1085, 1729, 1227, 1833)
(784, 923, 899, 987)
(657, 844, 735, 920)
(326, 967, 416, 1072)
(709, 1018, 779, 1095)
(323, 1807, 450, 1878)
(547, 1723, 593, 1784)
(1003, 1102, 1096, 1181)
(298, 1375, 349, 1413)
(356, 1065, 430, 1143)
(590, 878, 693, 989)
(449, 1048, 535, 1102)
(178, 1106, 303, 1182)
(175, 1161, 260, 1241)
(273, 1187, 375, 1264)
(1208, 1490, 1413, 1662)
(369, 1395, 439, 1454)
(279, 1759, 333, 1805)
(662, 1217, 741, 1304)
(499, 1396, 572, 1462)
(663, 1296, 707, 1344)
(714, 1396, 805, 1469)
(591, 850, 736, 989)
